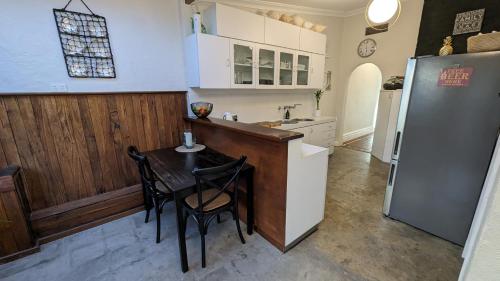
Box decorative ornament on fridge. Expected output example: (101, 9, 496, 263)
(53, 0, 116, 78)
(439, 36, 454, 56)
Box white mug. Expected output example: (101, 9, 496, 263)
(222, 112, 237, 121)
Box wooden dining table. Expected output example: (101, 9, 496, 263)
(144, 146, 255, 272)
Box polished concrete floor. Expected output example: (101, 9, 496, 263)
(0, 148, 463, 281)
(343, 134, 374, 153)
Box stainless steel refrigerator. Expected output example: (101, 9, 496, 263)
(383, 52, 500, 246)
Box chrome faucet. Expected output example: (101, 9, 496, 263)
(278, 104, 302, 120)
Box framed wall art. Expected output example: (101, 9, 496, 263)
(53, 0, 116, 78)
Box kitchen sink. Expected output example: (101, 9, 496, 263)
(255, 118, 315, 128)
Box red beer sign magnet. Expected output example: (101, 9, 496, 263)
(438, 67, 474, 87)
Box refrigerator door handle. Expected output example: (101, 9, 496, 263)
(393, 131, 401, 157)
(383, 161, 398, 216)
(388, 163, 396, 186)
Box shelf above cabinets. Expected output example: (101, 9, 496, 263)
(203, 3, 327, 55)
(186, 34, 325, 90)
(265, 17, 300, 50)
(205, 3, 265, 43)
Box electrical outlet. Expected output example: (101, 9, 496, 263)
(50, 83, 68, 92)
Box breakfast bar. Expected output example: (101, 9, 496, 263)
(186, 117, 329, 252)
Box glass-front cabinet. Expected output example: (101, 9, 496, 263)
(296, 53, 311, 87)
(279, 50, 295, 88)
(257, 46, 277, 88)
(230, 40, 255, 88)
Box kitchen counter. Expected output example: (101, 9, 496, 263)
(254, 116, 337, 131)
(186, 117, 304, 142)
(186, 117, 329, 252)
(278, 116, 337, 130)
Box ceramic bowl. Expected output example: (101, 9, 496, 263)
(312, 24, 327, 33)
(267, 10, 281, 20)
(190, 102, 213, 118)
(280, 14, 293, 24)
(292, 15, 304, 27)
(303, 21, 314, 29)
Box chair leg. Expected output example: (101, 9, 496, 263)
(217, 214, 221, 224)
(183, 211, 189, 236)
(234, 209, 245, 244)
(198, 217, 206, 268)
(155, 198, 161, 244)
(143, 187, 151, 223)
(145, 208, 151, 223)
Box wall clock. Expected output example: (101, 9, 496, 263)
(358, 38, 377, 58)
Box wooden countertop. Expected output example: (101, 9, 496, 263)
(185, 117, 303, 143)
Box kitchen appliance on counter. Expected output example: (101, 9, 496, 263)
(383, 52, 500, 246)
(222, 112, 238, 121)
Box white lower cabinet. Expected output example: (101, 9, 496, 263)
(291, 121, 336, 155)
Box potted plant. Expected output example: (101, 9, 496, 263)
(314, 89, 324, 117)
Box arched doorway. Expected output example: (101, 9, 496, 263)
(342, 63, 382, 152)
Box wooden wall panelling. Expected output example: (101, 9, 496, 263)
(0, 92, 187, 241)
(76, 96, 106, 194)
(0, 166, 39, 263)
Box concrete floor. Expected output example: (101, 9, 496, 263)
(343, 134, 374, 153)
(0, 148, 463, 281)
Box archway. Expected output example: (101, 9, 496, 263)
(342, 63, 382, 152)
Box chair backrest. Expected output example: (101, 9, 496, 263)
(192, 156, 247, 212)
(127, 146, 159, 193)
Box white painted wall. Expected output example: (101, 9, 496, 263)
(459, 138, 500, 281)
(334, 0, 424, 143)
(343, 63, 382, 141)
(0, 0, 186, 93)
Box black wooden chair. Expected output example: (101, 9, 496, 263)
(183, 156, 247, 268)
(127, 146, 173, 243)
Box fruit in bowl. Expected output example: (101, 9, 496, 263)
(190, 102, 213, 118)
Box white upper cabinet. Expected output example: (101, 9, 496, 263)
(295, 52, 311, 88)
(264, 18, 300, 50)
(187, 4, 328, 89)
(230, 40, 256, 88)
(278, 48, 296, 89)
(256, 44, 278, 89)
(310, 53, 326, 89)
(205, 3, 265, 43)
(185, 34, 230, 89)
(299, 28, 327, 55)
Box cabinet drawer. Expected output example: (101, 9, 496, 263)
(311, 122, 336, 134)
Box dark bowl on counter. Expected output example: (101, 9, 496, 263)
(190, 102, 213, 118)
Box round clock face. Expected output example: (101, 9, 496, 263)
(358, 39, 377, 58)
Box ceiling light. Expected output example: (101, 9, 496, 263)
(365, 0, 401, 29)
